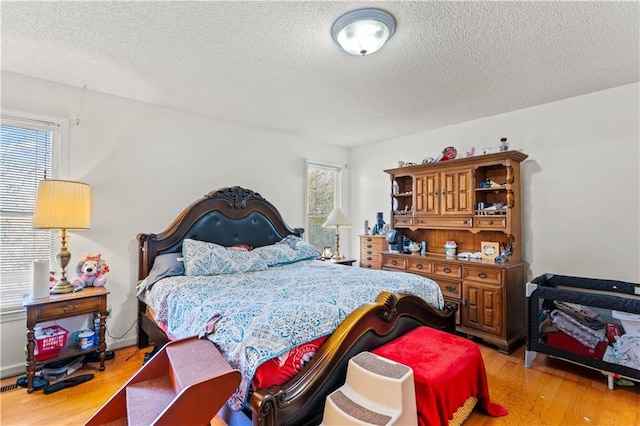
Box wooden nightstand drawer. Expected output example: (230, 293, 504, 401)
(34, 297, 102, 319)
(463, 266, 502, 284)
(407, 258, 431, 274)
(432, 262, 462, 278)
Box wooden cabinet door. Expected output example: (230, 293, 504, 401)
(462, 281, 502, 335)
(441, 168, 473, 215)
(414, 172, 440, 215)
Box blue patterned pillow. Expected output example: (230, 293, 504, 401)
(182, 239, 268, 276)
(254, 236, 320, 266)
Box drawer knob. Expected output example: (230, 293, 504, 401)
(416, 264, 423, 269)
(367, 244, 373, 249)
(366, 251, 373, 255)
(445, 285, 456, 292)
(366, 256, 372, 261)
(478, 272, 487, 279)
(366, 265, 372, 268)
(489, 221, 494, 225)
(366, 238, 373, 242)
(392, 260, 398, 266)
(62, 304, 78, 314)
(462, 220, 468, 225)
(443, 267, 451, 273)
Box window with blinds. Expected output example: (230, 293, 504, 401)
(1, 114, 59, 313)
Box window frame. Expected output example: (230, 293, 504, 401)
(0, 110, 69, 319)
(305, 161, 344, 252)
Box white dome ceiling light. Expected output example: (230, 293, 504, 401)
(331, 8, 396, 56)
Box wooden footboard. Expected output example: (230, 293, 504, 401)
(248, 291, 456, 426)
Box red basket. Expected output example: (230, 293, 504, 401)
(34, 325, 68, 362)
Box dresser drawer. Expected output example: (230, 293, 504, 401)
(432, 262, 462, 279)
(463, 266, 502, 284)
(435, 278, 462, 299)
(361, 241, 384, 253)
(361, 236, 385, 247)
(34, 296, 102, 320)
(360, 254, 381, 269)
(414, 216, 473, 229)
(393, 215, 413, 226)
(381, 256, 407, 271)
(407, 258, 432, 274)
(474, 216, 507, 229)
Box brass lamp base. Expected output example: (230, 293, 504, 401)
(50, 279, 74, 294)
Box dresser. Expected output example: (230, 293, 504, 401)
(381, 252, 524, 353)
(359, 235, 387, 269)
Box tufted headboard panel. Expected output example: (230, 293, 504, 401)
(137, 186, 303, 280)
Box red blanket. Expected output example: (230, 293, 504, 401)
(372, 326, 507, 426)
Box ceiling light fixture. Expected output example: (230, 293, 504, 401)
(332, 8, 396, 56)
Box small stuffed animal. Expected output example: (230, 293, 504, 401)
(71, 253, 109, 287)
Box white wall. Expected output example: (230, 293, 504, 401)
(3, 72, 638, 377)
(0, 71, 350, 377)
(350, 83, 640, 283)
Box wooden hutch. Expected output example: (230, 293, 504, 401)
(381, 150, 528, 353)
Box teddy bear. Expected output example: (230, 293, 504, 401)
(71, 253, 109, 287)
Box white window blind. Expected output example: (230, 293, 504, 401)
(1, 115, 59, 313)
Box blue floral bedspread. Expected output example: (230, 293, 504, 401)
(144, 259, 443, 409)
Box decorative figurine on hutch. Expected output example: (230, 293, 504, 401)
(376, 212, 385, 235)
(71, 253, 109, 288)
(499, 137, 509, 151)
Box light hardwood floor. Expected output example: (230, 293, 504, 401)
(1, 342, 638, 425)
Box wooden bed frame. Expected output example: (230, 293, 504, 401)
(137, 186, 456, 426)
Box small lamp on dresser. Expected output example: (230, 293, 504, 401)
(323, 208, 351, 260)
(33, 179, 91, 294)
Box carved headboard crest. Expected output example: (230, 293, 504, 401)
(206, 186, 263, 209)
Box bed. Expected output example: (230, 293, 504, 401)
(136, 186, 456, 426)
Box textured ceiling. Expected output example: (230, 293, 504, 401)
(2, 1, 639, 147)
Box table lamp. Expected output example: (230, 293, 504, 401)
(33, 180, 91, 294)
(323, 208, 351, 260)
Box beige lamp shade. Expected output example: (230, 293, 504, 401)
(323, 208, 351, 228)
(323, 208, 351, 260)
(33, 180, 91, 229)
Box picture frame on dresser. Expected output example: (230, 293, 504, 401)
(481, 241, 500, 260)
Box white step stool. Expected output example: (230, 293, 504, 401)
(322, 351, 417, 426)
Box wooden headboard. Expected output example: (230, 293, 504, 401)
(137, 186, 303, 280)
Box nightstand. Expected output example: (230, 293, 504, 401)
(319, 258, 357, 266)
(24, 286, 109, 393)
